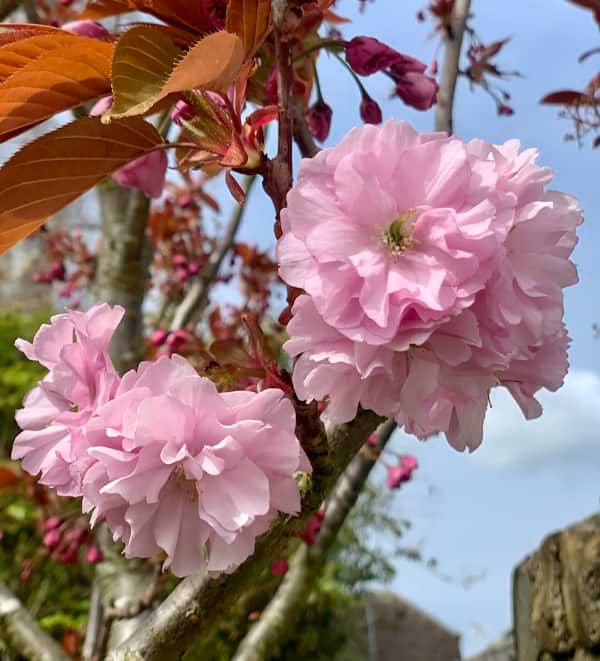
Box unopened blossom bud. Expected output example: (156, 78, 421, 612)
(271, 557, 289, 576)
(65, 527, 87, 545)
(43, 529, 62, 550)
(172, 255, 188, 267)
(386, 455, 418, 490)
(86, 544, 103, 564)
(300, 510, 325, 546)
(203, 0, 227, 29)
(430, 58, 439, 75)
(112, 150, 168, 198)
(89, 95, 112, 117)
(49, 261, 66, 281)
(44, 516, 62, 531)
(366, 433, 379, 447)
(389, 55, 428, 77)
(150, 329, 168, 347)
(306, 100, 333, 143)
(62, 20, 109, 39)
(175, 267, 188, 283)
(360, 94, 383, 124)
(167, 330, 188, 351)
(394, 72, 438, 110)
(187, 262, 200, 276)
(417, 10, 426, 21)
(58, 544, 79, 564)
(171, 100, 196, 126)
(346, 36, 404, 76)
(498, 104, 514, 116)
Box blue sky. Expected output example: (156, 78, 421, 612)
(230, 0, 600, 655)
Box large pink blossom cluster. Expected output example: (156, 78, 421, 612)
(278, 120, 581, 451)
(13, 306, 309, 576)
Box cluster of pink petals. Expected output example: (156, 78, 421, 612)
(13, 305, 309, 577)
(278, 120, 581, 451)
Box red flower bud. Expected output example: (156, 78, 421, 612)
(360, 94, 383, 124)
(86, 544, 103, 564)
(44, 516, 62, 531)
(62, 20, 109, 39)
(346, 36, 404, 76)
(271, 557, 289, 576)
(498, 104, 514, 116)
(306, 100, 333, 143)
(167, 330, 188, 351)
(43, 529, 62, 550)
(394, 72, 438, 110)
(150, 329, 169, 347)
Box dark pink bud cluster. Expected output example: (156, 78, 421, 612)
(150, 328, 189, 353)
(203, 0, 227, 29)
(299, 510, 325, 546)
(271, 557, 289, 576)
(171, 100, 196, 126)
(32, 261, 66, 284)
(346, 36, 438, 111)
(40, 517, 103, 564)
(386, 455, 418, 490)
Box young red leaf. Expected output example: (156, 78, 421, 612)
(0, 466, 19, 489)
(0, 117, 164, 255)
(225, 0, 272, 59)
(540, 90, 591, 105)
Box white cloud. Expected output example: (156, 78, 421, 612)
(473, 369, 600, 470)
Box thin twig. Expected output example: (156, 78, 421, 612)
(22, 0, 39, 22)
(434, 0, 472, 134)
(170, 174, 257, 332)
(82, 581, 104, 661)
(0, 581, 70, 661)
(291, 99, 319, 158)
(232, 420, 397, 661)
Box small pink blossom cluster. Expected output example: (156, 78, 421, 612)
(13, 305, 310, 577)
(278, 120, 581, 451)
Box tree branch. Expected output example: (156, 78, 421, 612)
(95, 183, 152, 374)
(0, 0, 22, 21)
(22, 0, 39, 22)
(0, 581, 70, 661)
(106, 410, 383, 660)
(434, 0, 472, 134)
(170, 174, 257, 332)
(231, 420, 397, 661)
(292, 99, 319, 158)
(81, 580, 104, 661)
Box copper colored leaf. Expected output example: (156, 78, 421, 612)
(161, 31, 245, 96)
(225, 0, 272, 59)
(104, 26, 182, 120)
(540, 90, 591, 105)
(210, 339, 256, 369)
(81, 0, 213, 33)
(0, 24, 61, 48)
(0, 37, 114, 142)
(0, 33, 82, 82)
(0, 117, 163, 255)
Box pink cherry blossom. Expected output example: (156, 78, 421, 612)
(13, 304, 123, 496)
(279, 120, 581, 451)
(386, 454, 418, 489)
(82, 356, 310, 577)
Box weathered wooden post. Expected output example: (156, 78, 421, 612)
(513, 514, 600, 661)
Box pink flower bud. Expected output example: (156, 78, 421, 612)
(386, 455, 418, 489)
(65, 527, 87, 545)
(150, 329, 169, 347)
(366, 432, 379, 447)
(43, 529, 62, 550)
(86, 544, 103, 564)
(112, 150, 168, 198)
(306, 100, 333, 143)
(175, 267, 189, 283)
(394, 72, 438, 110)
(49, 261, 66, 282)
(203, 0, 227, 29)
(44, 516, 62, 531)
(172, 255, 188, 267)
(187, 262, 200, 277)
(167, 330, 188, 351)
(62, 20, 109, 39)
(89, 95, 113, 117)
(360, 94, 383, 124)
(57, 544, 79, 564)
(346, 36, 404, 76)
(171, 100, 196, 127)
(498, 104, 514, 116)
(271, 557, 289, 576)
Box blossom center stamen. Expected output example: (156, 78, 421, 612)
(381, 210, 415, 256)
(170, 464, 198, 502)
